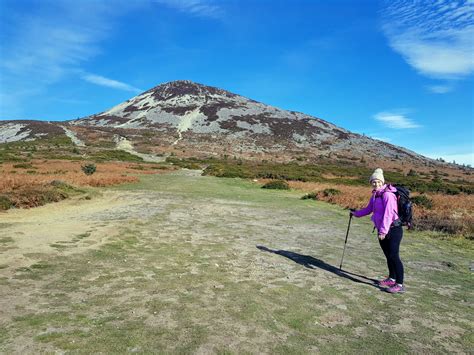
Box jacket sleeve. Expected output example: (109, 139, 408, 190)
(353, 196, 373, 217)
(379, 192, 398, 235)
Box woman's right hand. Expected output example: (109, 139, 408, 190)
(349, 208, 356, 216)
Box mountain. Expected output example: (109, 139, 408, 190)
(0, 80, 447, 167)
(65, 80, 425, 163)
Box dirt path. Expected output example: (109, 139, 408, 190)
(0, 190, 167, 276)
(0, 170, 472, 353)
(114, 135, 166, 162)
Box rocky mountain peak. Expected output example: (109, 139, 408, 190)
(144, 80, 237, 102)
(63, 80, 432, 166)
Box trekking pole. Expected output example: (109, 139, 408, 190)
(339, 214, 353, 270)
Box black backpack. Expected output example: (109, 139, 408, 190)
(391, 185, 413, 229)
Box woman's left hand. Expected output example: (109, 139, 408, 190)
(378, 234, 386, 240)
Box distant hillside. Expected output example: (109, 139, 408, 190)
(0, 81, 468, 177)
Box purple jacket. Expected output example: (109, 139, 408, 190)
(353, 184, 399, 235)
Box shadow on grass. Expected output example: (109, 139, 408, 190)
(257, 245, 380, 288)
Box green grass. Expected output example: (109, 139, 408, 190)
(90, 150, 144, 162)
(1, 170, 472, 353)
(0, 136, 78, 162)
(198, 158, 474, 194)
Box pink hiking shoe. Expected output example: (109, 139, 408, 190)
(378, 278, 396, 287)
(387, 284, 405, 294)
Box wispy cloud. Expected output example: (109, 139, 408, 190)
(374, 111, 421, 129)
(82, 74, 142, 93)
(1, 2, 113, 84)
(155, 0, 223, 19)
(426, 84, 454, 94)
(381, 0, 474, 80)
(0, 1, 139, 117)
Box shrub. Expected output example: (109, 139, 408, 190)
(301, 192, 318, 200)
(411, 195, 433, 209)
(49, 180, 84, 195)
(262, 180, 290, 190)
(50, 180, 68, 187)
(13, 163, 34, 169)
(414, 214, 471, 236)
(130, 165, 146, 170)
(91, 150, 143, 162)
(182, 163, 201, 170)
(322, 188, 341, 197)
(407, 169, 418, 177)
(0, 195, 13, 210)
(445, 186, 461, 195)
(11, 187, 69, 208)
(81, 163, 97, 175)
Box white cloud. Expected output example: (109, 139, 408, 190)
(0, 2, 113, 84)
(427, 84, 453, 94)
(0, 1, 140, 117)
(83, 74, 142, 93)
(381, 0, 474, 79)
(374, 111, 421, 129)
(155, 0, 223, 19)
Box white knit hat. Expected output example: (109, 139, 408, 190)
(369, 168, 385, 184)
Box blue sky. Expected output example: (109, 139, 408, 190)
(1, 0, 473, 165)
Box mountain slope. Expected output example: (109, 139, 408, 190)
(68, 80, 425, 163)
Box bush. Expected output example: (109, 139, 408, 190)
(411, 195, 433, 209)
(414, 214, 472, 236)
(50, 180, 68, 187)
(445, 186, 461, 195)
(91, 150, 143, 162)
(407, 169, 418, 177)
(301, 192, 318, 200)
(181, 163, 201, 170)
(13, 163, 34, 169)
(262, 180, 290, 190)
(81, 163, 97, 176)
(322, 188, 341, 197)
(0, 195, 13, 210)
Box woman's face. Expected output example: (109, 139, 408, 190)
(371, 179, 383, 190)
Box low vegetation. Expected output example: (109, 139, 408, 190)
(89, 150, 145, 162)
(1, 182, 82, 210)
(199, 158, 473, 237)
(0, 159, 172, 210)
(411, 194, 434, 209)
(288, 181, 474, 238)
(201, 159, 473, 194)
(81, 163, 97, 176)
(261, 180, 290, 190)
(1, 139, 472, 237)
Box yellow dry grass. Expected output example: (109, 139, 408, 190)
(0, 159, 170, 193)
(288, 181, 474, 236)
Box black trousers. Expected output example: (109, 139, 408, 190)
(378, 225, 404, 284)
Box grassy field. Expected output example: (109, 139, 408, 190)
(0, 169, 472, 353)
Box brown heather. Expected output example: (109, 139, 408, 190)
(288, 181, 474, 237)
(0, 160, 171, 209)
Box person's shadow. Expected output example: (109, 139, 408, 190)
(256, 245, 380, 288)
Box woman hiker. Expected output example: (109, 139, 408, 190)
(350, 168, 405, 294)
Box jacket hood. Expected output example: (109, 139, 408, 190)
(373, 184, 396, 196)
(384, 184, 397, 193)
